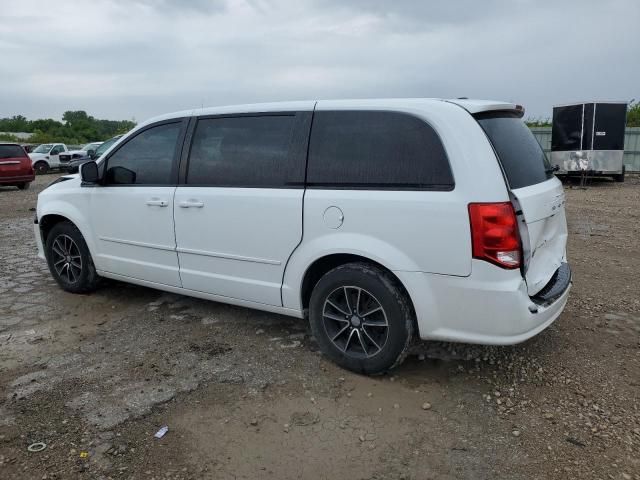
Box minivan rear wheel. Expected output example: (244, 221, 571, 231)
(309, 262, 414, 375)
(45, 221, 100, 293)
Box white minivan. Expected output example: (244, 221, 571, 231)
(34, 99, 571, 374)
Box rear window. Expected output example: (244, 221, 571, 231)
(0, 145, 27, 159)
(476, 113, 553, 189)
(307, 111, 454, 189)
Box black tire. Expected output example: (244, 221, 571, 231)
(16, 182, 30, 190)
(613, 166, 625, 183)
(34, 161, 49, 175)
(45, 221, 100, 293)
(309, 262, 414, 375)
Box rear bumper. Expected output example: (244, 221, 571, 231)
(396, 261, 572, 345)
(531, 263, 571, 307)
(0, 173, 35, 184)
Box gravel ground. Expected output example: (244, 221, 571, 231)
(0, 174, 638, 480)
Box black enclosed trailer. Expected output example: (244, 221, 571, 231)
(551, 101, 627, 182)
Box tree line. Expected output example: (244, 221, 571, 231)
(0, 111, 136, 145)
(1, 102, 638, 146)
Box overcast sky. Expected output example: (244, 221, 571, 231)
(1, 0, 638, 123)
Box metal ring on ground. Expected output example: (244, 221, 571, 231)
(27, 442, 47, 452)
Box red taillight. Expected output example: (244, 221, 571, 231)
(468, 202, 521, 269)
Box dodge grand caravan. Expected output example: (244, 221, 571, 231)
(34, 99, 571, 374)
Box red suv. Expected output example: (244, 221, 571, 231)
(0, 143, 35, 190)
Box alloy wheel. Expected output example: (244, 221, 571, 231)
(51, 234, 82, 284)
(322, 286, 389, 359)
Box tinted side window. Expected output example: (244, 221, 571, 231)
(187, 115, 297, 187)
(306, 111, 453, 189)
(105, 122, 181, 185)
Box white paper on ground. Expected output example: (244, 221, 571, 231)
(154, 426, 169, 439)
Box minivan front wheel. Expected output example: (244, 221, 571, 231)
(45, 221, 99, 293)
(309, 262, 414, 375)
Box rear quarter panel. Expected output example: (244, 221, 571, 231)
(282, 100, 511, 312)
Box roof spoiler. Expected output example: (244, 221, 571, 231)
(444, 99, 525, 118)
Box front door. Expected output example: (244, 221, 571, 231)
(89, 120, 186, 287)
(48, 144, 65, 168)
(174, 112, 311, 306)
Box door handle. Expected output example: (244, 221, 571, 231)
(146, 199, 168, 207)
(179, 200, 204, 208)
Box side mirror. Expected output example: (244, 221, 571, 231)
(87, 149, 96, 159)
(80, 161, 100, 183)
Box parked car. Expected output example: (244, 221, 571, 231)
(21, 144, 37, 154)
(0, 143, 35, 190)
(83, 141, 103, 153)
(58, 142, 103, 170)
(34, 99, 571, 374)
(29, 143, 69, 174)
(63, 135, 123, 173)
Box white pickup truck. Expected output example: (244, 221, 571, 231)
(29, 143, 69, 174)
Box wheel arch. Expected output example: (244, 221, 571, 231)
(38, 208, 97, 261)
(39, 213, 72, 245)
(33, 159, 50, 168)
(298, 253, 416, 318)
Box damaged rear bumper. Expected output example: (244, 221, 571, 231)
(396, 260, 572, 345)
(531, 262, 572, 308)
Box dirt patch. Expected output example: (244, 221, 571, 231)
(0, 174, 638, 479)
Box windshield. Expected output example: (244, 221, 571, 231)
(94, 136, 120, 158)
(33, 144, 53, 153)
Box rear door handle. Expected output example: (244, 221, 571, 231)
(146, 198, 168, 207)
(178, 200, 204, 208)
